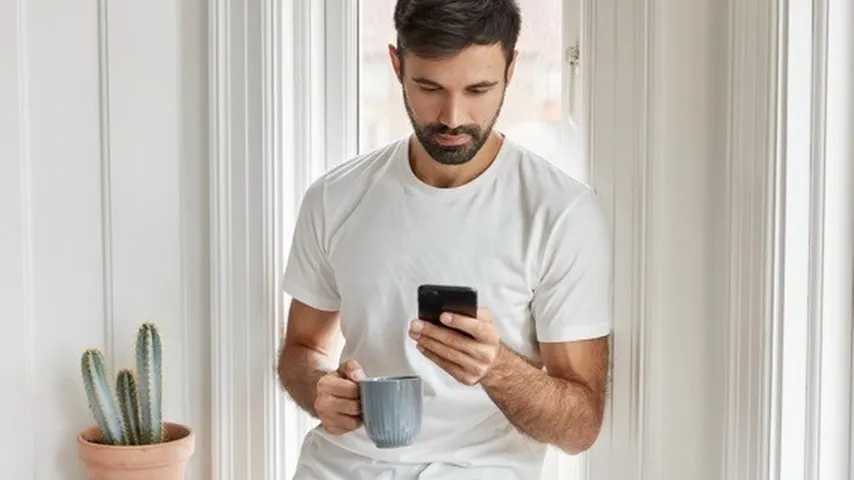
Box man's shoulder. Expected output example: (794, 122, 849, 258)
(506, 139, 595, 214)
(302, 138, 404, 221)
(315, 138, 404, 190)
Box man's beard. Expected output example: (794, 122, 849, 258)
(403, 88, 505, 166)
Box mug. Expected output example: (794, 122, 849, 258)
(358, 375, 423, 448)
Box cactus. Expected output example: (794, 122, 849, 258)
(116, 369, 142, 445)
(80, 323, 168, 446)
(81, 350, 128, 445)
(136, 323, 163, 444)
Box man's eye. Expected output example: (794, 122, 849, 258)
(420, 87, 440, 93)
(469, 89, 489, 95)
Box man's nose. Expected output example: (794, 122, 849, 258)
(437, 94, 468, 131)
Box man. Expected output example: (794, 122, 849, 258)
(278, 0, 612, 478)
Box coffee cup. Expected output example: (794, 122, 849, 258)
(358, 375, 423, 448)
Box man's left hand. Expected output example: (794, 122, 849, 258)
(409, 307, 503, 386)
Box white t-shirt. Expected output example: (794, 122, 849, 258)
(282, 133, 613, 478)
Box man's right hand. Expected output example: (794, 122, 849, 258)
(314, 359, 366, 435)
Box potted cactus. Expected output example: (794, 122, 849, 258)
(76, 323, 195, 479)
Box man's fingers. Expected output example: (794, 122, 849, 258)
(318, 375, 360, 399)
(417, 336, 479, 373)
(316, 363, 366, 436)
(415, 319, 481, 354)
(317, 393, 362, 417)
(338, 359, 367, 382)
(439, 312, 493, 342)
(324, 396, 362, 416)
(335, 413, 363, 430)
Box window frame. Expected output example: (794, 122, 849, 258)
(212, 0, 649, 478)
(285, 2, 603, 478)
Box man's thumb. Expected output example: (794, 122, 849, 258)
(338, 359, 366, 381)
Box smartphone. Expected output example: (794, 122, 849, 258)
(417, 284, 478, 332)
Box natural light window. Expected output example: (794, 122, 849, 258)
(358, 0, 586, 184)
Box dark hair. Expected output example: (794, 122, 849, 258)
(393, 0, 521, 72)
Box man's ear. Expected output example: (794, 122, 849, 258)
(505, 49, 519, 84)
(388, 44, 403, 83)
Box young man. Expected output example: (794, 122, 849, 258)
(278, 1, 612, 478)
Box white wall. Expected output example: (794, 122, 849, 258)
(643, 1, 728, 478)
(585, 0, 729, 478)
(0, 1, 210, 478)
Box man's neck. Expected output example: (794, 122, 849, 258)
(408, 131, 504, 188)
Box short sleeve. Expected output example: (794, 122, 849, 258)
(532, 190, 613, 342)
(281, 180, 341, 311)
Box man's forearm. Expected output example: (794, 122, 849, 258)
(277, 343, 335, 419)
(480, 344, 603, 455)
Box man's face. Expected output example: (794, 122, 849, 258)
(391, 44, 516, 166)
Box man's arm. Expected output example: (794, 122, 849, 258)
(277, 298, 343, 418)
(408, 309, 610, 455)
(480, 336, 610, 455)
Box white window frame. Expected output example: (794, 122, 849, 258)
(282, 2, 616, 479)
(782, 0, 854, 477)
(210, 0, 853, 478)
(210, 1, 653, 479)
(724, 0, 854, 479)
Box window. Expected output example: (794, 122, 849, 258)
(358, 0, 587, 183)
(280, 1, 590, 478)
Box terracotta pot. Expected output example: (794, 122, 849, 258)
(77, 422, 195, 480)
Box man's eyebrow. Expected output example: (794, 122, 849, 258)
(411, 77, 499, 89)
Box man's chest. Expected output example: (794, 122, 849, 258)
(327, 194, 544, 357)
(330, 193, 539, 297)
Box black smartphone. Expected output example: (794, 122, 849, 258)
(418, 284, 478, 331)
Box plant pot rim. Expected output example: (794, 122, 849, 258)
(77, 421, 195, 472)
(77, 421, 193, 450)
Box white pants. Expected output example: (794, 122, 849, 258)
(293, 429, 521, 480)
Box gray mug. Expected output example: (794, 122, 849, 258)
(358, 375, 423, 448)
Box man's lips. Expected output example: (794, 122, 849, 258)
(435, 133, 471, 146)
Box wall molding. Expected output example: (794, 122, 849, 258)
(209, 0, 226, 475)
(15, 0, 37, 470)
(210, 0, 285, 477)
(584, 0, 650, 478)
(96, 0, 116, 371)
(209, 0, 236, 476)
(804, 0, 828, 477)
(722, 0, 784, 478)
(261, 0, 285, 479)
